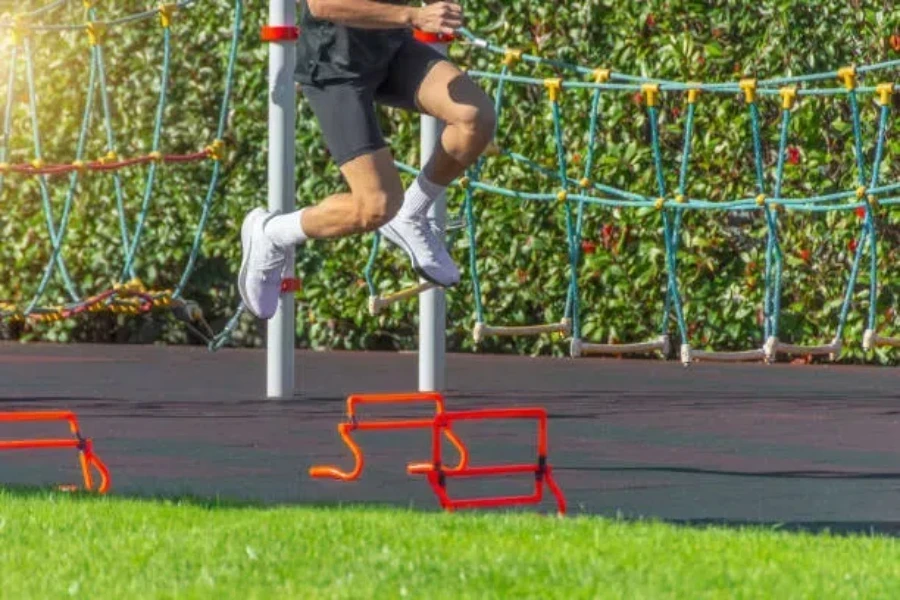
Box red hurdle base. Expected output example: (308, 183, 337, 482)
(0, 411, 111, 494)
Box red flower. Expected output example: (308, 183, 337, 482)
(891, 34, 900, 52)
(786, 146, 801, 165)
(698, 56, 706, 66)
(516, 268, 528, 284)
(798, 249, 811, 262)
(601, 223, 615, 249)
(671, 106, 682, 119)
(646, 14, 656, 28)
(632, 91, 643, 105)
(571, 152, 582, 165)
(849, 239, 859, 253)
(856, 206, 867, 219)
(581, 240, 597, 255)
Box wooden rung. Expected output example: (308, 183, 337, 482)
(473, 320, 571, 343)
(688, 347, 766, 363)
(368, 282, 437, 315)
(571, 336, 670, 358)
(864, 329, 900, 350)
(764, 336, 841, 361)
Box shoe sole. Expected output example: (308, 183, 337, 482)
(381, 223, 459, 288)
(238, 207, 266, 319)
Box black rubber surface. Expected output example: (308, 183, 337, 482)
(1, 342, 899, 533)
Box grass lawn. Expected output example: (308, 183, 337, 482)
(1, 490, 899, 599)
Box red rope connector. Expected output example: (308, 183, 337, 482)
(413, 30, 455, 44)
(0, 411, 111, 493)
(261, 25, 300, 43)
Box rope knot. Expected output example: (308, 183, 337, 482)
(205, 139, 226, 161)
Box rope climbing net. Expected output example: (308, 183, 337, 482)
(367, 28, 900, 364)
(0, 0, 242, 346)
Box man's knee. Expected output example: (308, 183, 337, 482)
(354, 189, 402, 231)
(455, 101, 497, 150)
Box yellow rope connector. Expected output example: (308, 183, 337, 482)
(856, 186, 867, 200)
(780, 86, 798, 110)
(867, 194, 879, 208)
(557, 190, 569, 203)
(31, 158, 44, 169)
(739, 79, 757, 103)
(205, 139, 226, 161)
(755, 194, 766, 207)
(502, 49, 522, 68)
(837, 66, 857, 91)
(159, 3, 179, 28)
(686, 83, 701, 104)
(593, 68, 611, 84)
(579, 178, 590, 189)
(654, 197, 665, 210)
(99, 150, 118, 165)
(544, 78, 562, 103)
(876, 83, 894, 106)
(86, 22, 107, 47)
(83, 0, 96, 8)
(458, 176, 471, 189)
(0, 163, 9, 174)
(675, 194, 687, 204)
(148, 151, 163, 163)
(642, 83, 661, 108)
(72, 160, 86, 172)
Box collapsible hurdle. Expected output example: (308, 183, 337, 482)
(0, 411, 111, 493)
(311, 393, 566, 514)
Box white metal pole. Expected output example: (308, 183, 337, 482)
(419, 41, 448, 392)
(266, 1, 297, 399)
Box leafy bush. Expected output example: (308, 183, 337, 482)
(2, 0, 899, 363)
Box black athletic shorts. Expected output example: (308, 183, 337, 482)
(299, 37, 446, 166)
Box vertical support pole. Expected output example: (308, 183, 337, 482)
(418, 34, 449, 392)
(264, 3, 297, 399)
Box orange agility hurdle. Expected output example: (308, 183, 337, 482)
(408, 408, 567, 515)
(0, 411, 111, 493)
(309, 392, 469, 481)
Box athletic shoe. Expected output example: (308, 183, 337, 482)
(238, 207, 287, 320)
(380, 214, 460, 287)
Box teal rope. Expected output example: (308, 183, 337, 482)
(866, 103, 890, 333)
(762, 107, 791, 340)
(118, 24, 172, 280)
(23, 43, 98, 315)
(174, 0, 243, 299)
(22, 37, 81, 310)
(849, 91, 867, 187)
(551, 97, 580, 332)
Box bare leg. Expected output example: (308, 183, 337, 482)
(414, 61, 497, 185)
(298, 148, 405, 239)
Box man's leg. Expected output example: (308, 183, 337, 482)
(238, 149, 406, 320)
(414, 60, 497, 186)
(376, 44, 496, 286)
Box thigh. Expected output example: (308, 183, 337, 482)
(300, 78, 387, 167)
(376, 39, 494, 124)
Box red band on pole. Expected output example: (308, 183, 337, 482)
(281, 278, 302, 293)
(413, 30, 455, 44)
(261, 26, 300, 43)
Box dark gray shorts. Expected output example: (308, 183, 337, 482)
(299, 37, 446, 166)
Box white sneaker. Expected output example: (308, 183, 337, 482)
(380, 214, 460, 287)
(238, 207, 288, 320)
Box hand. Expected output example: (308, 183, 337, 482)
(411, 2, 463, 35)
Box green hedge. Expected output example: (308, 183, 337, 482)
(2, 1, 899, 363)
